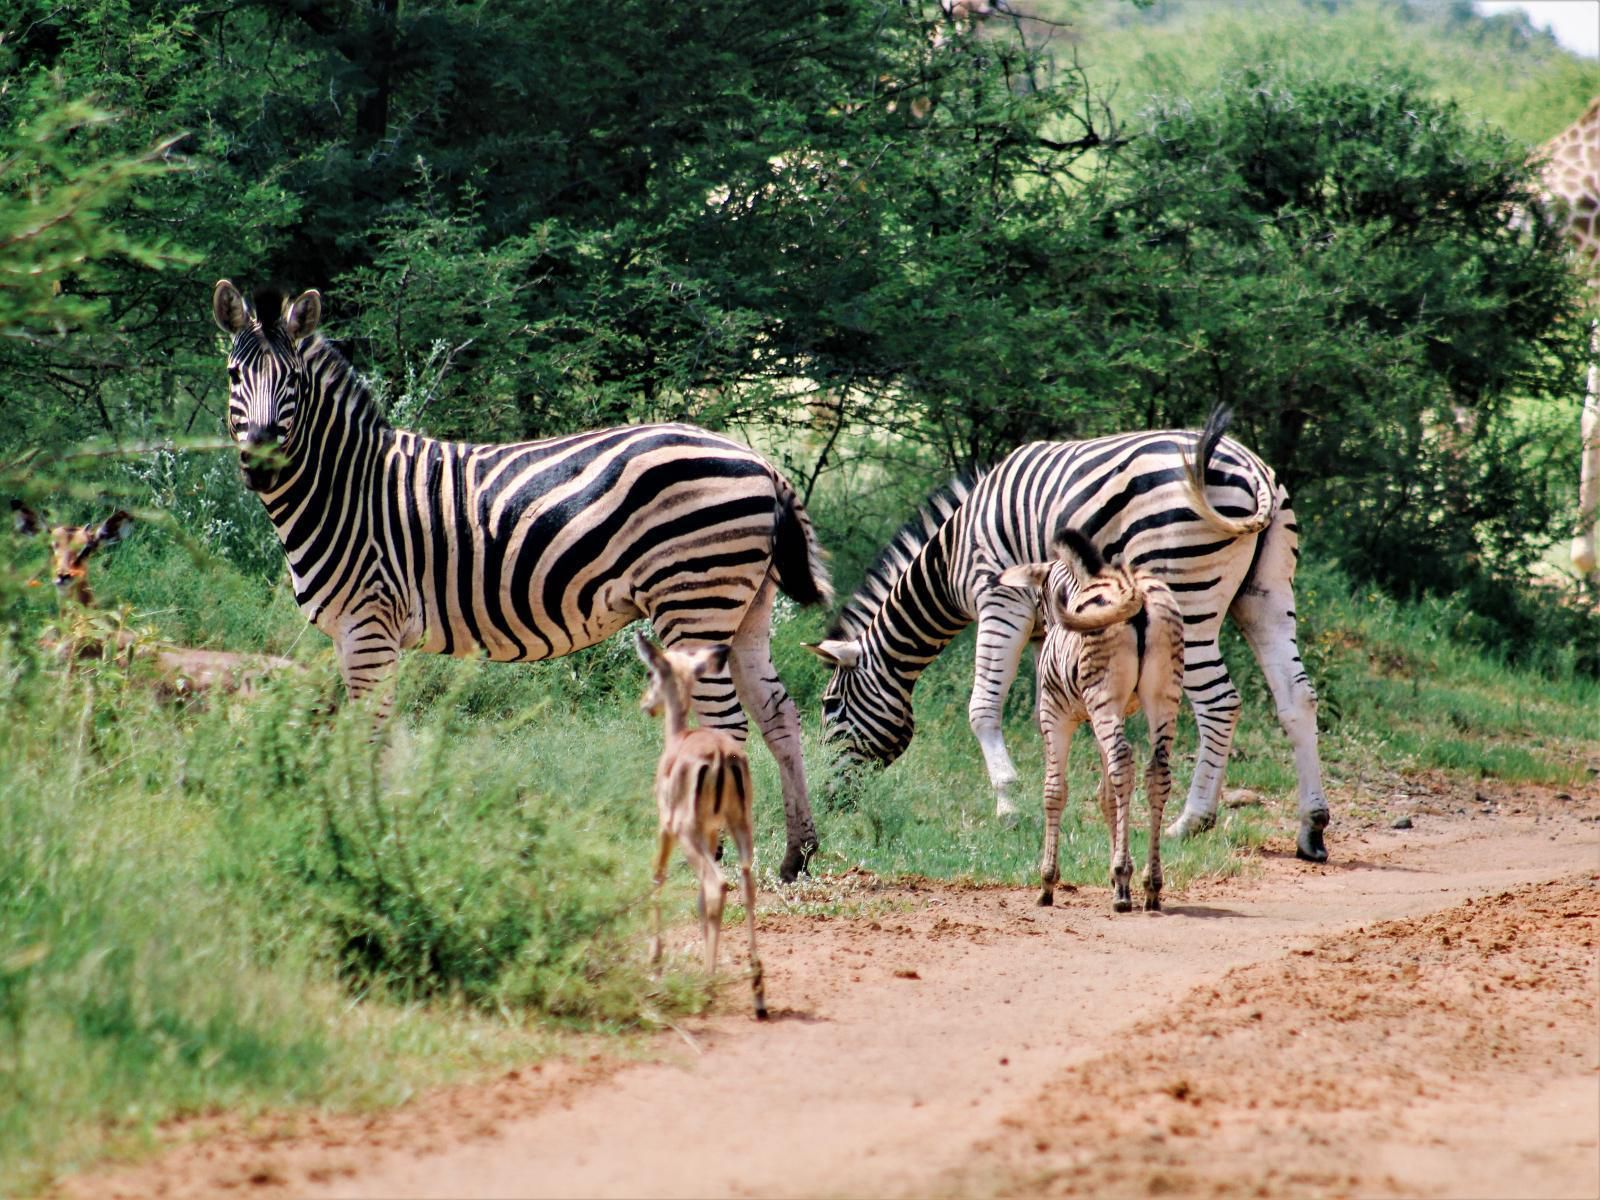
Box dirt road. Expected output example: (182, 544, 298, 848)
(64, 781, 1600, 1200)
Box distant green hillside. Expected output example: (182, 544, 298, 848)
(1029, 0, 1599, 144)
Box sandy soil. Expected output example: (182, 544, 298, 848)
(59, 777, 1600, 1200)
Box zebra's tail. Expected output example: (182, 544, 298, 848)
(773, 482, 834, 608)
(1185, 406, 1276, 538)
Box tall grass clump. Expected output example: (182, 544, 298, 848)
(189, 665, 669, 1017)
(0, 524, 704, 1189)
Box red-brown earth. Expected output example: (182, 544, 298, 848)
(58, 776, 1600, 1199)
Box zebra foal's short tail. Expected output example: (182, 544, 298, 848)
(772, 482, 834, 608)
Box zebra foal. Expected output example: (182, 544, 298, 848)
(211, 281, 832, 880)
(999, 528, 1184, 913)
(636, 633, 766, 1019)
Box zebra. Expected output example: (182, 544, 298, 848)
(211, 281, 832, 881)
(806, 410, 1332, 863)
(998, 526, 1186, 913)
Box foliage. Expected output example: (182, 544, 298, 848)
(1099, 69, 1589, 598)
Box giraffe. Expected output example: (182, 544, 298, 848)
(1537, 97, 1600, 579)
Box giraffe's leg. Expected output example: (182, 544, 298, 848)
(1572, 322, 1599, 579)
(968, 592, 1033, 821)
(1164, 612, 1240, 842)
(1228, 508, 1330, 863)
(725, 577, 817, 882)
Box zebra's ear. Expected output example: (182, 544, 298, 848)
(804, 639, 860, 669)
(12, 500, 44, 538)
(998, 563, 1051, 592)
(213, 280, 248, 334)
(283, 289, 322, 341)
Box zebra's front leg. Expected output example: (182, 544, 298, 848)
(727, 585, 817, 882)
(1165, 627, 1239, 842)
(968, 596, 1032, 823)
(335, 620, 401, 727)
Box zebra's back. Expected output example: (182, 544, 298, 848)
(352, 422, 815, 662)
(958, 429, 1279, 595)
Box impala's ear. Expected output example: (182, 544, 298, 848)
(282, 289, 322, 341)
(84, 510, 134, 554)
(213, 279, 248, 334)
(12, 500, 44, 538)
(634, 629, 666, 671)
(804, 638, 861, 669)
(998, 562, 1051, 591)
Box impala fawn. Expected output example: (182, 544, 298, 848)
(13, 502, 295, 696)
(635, 632, 767, 1020)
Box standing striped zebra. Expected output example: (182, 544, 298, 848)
(211, 281, 832, 881)
(807, 411, 1332, 863)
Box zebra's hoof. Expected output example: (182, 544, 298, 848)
(1164, 809, 1216, 841)
(1112, 896, 1133, 914)
(997, 808, 1020, 830)
(1037, 890, 1054, 907)
(1296, 808, 1330, 864)
(1144, 893, 1162, 912)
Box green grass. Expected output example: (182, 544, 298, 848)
(1, 512, 1595, 1193)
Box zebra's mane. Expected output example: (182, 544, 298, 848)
(251, 287, 287, 333)
(828, 472, 980, 640)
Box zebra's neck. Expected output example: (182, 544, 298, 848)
(857, 519, 972, 689)
(253, 338, 397, 614)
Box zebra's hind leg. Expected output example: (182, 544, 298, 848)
(1037, 707, 1075, 907)
(727, 579, 818, 882)
(1165, 623, 1238, 843)
(1090, 711, 1136, 913)
(1228, 507, 1330, 863)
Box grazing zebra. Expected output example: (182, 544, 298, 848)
(808, 410, 1332, 863)
(999, 527, 1185, 913)
(211, 281, 832, 880)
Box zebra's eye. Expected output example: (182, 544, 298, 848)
(227, 366, 241, 384)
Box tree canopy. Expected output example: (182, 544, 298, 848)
(2, 0, 1596, 669)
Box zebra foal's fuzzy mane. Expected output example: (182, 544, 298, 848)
(828, 472, 981, 640)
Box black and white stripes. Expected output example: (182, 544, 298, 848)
(808, 411, 1331, 863)
(213, 281, 832, 880)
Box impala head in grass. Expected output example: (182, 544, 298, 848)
(212, 280, 322, 492)
(13, 503, 134, 608)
